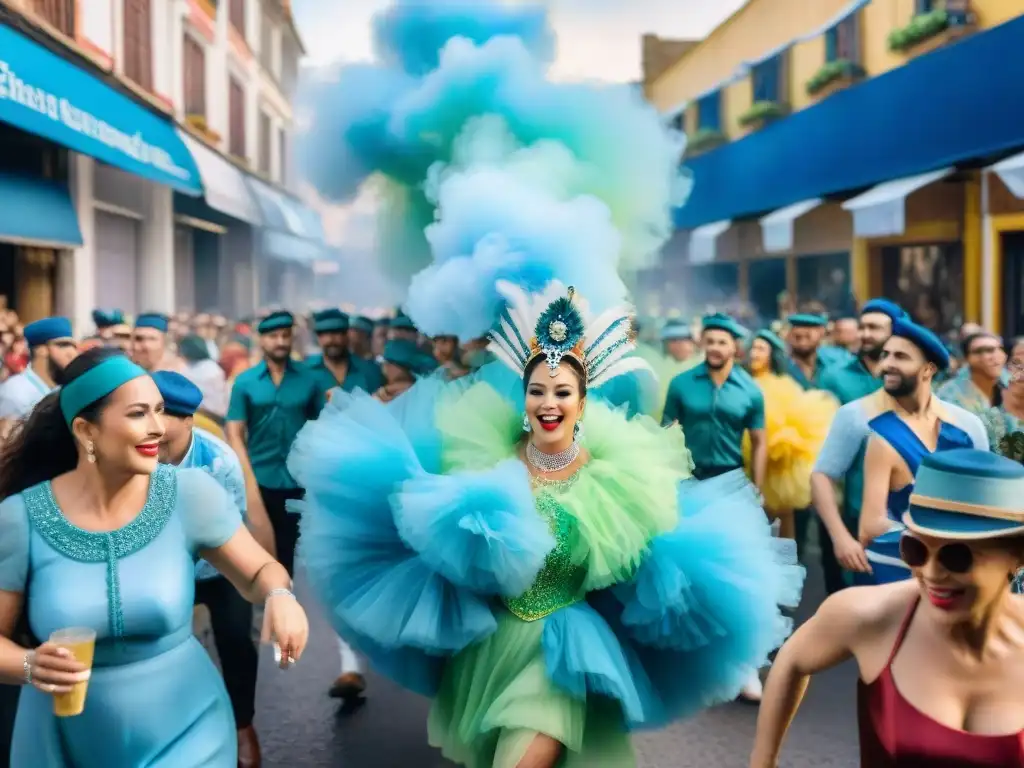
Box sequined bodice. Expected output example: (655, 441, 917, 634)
(504, 473, 587, 622)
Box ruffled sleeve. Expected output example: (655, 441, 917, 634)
(0, 494, 28, 592)
(175, 468, 243, 556)
(437, 381, 522, 471)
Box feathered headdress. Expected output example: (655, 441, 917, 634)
(488, 280, 650, 388)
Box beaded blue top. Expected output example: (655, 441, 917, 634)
(22, 464, 176, 638)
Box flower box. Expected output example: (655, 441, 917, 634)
(686, 128, 727, 156)
(185, 113, 221, 144)
(738, 100, 789, 130)
(806, 59, 865, 98)
(888, 9, 975, 54)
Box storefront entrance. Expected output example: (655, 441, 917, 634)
(881, 243, 963, 333)
(1001, 232, 1024, 338)
(0, 244, 15, 310)
(748, 258, 786, 326)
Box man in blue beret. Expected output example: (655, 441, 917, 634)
(813, 298, 906, 594)
(375, 339, 437, 402)
(813, 317, 989, 587)
(388, 312, 419, 344)
(132, 313, 178, 374)
(0, 316, 78, 431)
(784, 313, 840, 391)
(92, 309, 131, 352)
(152, 371, 269, 765)
(660, 318, 698, 364)
(348, 315, 376, 361)
(307, 309, 384, 399)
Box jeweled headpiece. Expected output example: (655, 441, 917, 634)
(488, 280, 650, 387)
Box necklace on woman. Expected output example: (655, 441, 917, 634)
(526, 440, 580, 474)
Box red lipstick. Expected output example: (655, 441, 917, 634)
(136, 444, 159, 458)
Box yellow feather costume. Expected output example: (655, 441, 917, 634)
(743, 373, 838, 511)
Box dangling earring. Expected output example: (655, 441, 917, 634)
(522, 413, 531, 433)
(573, 421, 583, 441)
(86, 441, 96, 464)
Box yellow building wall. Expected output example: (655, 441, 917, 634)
(789, 35, 828, 113)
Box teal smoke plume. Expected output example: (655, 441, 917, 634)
(297, 0, 688, 339)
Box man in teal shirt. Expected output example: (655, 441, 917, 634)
(306, 309, 384, 398)
(662, 313, 767, 487)
(784, 313, 839, 390)
(225, 310, 325, 576)
(812, 297, 904, 593)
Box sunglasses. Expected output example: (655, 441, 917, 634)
(900, 534, 974, 574)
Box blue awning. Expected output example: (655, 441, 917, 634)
(676, 15, 1024, 230)
(246, 176, 327, 262)
(0, 171, 81, 247)
(0, 24, 201, 194)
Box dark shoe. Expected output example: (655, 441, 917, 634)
(237, 725, 261, 768)
(329, 672, 366, 701)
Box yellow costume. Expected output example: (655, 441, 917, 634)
(743, 372, 837, 513)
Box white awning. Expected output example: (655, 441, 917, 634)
(841, 167, 953, 237)
(178, 131, 262, 225)
(759, 197, 822, 252)
(990, 150, 1024, 199)
(689, 219, 731, 265)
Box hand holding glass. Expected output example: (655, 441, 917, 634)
(46, 627, 96, 716)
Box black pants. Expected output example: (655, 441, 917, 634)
(194, 576, 257, 729)
(691, 465, 743, 481)
(259, 486, 305, 577)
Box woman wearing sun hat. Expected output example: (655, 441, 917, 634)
(751, 447, 1024, 767)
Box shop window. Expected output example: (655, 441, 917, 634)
(31, 0, 75, 37)
(183, 34, 206, 119)
(827, 14, 861, 63)
(258, 111, 272, 175)
(1000, 233, 1024, 338)
(752, 54, 784, 103)
(696, 92, 721, 132)
(229, 77, 246, 159)
(229, 0, 245, 36)
(123, 0, 153, 91)
(916, 0, 934, 13)
(881, 244, 963, 333)
(684, 263, 740, 313)
(797, 252, 855, 319)
(749, 259, 788, 325)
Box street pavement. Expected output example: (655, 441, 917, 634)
(199, 545, 861, 768)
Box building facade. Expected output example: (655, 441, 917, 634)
(647, 0, 1024, 337)
(0, 0, 325, 334)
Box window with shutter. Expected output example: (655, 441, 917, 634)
(258, 112, 271, 174)
(123, 0, 153, 91)
(752, 55, 782, 103)
(697, 92, 721, 132)
(835, 15, 860, 61)
(229, 78, 246, 159)
(183, 35, 206, 118)
(31, 0, 75, 37)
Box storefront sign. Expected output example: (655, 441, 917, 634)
(0, 24, 201, 194)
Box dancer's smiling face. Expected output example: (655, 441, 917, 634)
(525, 358, 585, 453)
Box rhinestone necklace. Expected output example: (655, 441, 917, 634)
(526, 440, 580, 474)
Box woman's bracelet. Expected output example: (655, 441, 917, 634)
(264, 588, 295, 604)
(22, 651, 33, 685)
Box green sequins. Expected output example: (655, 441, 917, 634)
(504, 475, 586, 622)
(24, 464, 176, 638)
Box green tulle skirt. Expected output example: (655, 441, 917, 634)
(427, 609, 635, 767)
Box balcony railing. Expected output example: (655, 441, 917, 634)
(31, 0, 75, 37)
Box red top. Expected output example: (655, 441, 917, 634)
(858, 598, 1024, 767)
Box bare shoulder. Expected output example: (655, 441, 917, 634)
(816, 581, 914, 640)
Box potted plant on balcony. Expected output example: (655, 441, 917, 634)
(806, 59, 865, 98)
(738, 100, 789, 131)
(185, 114, 221, 145)
(686, 127, 727, 156)
(887, 6, 976, 54)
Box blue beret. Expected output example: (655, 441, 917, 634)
(755, 329, 786, 352)
(390, 313, 417, 332)
(383, 339, 436, 376)
(135, 313, 169, 333)
(890, 317, 950, 370)
(24, 317, 73, 347)
(660, 319, 692, 342)
(152, 371, 203, 417)
(350, 316, 374, 334)
(701, 313, 745, 339)
(787, 313, 828, 328)
(313, 309, 349, 334)
(92, 308, 125, 329)
(905, 449, 1024, 539)
(860, 298, 905, 323)
(257, 311, 294, 334)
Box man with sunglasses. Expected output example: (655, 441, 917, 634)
(938, 330, 1009, 413)
(0, 316, 78, 437)
(814, 318, 988, 586)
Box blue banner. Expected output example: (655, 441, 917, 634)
(0, 24, 201, 194)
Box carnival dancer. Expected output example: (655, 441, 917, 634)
(225, 311, 324, 576)
(306, 309, 384, 397)
(288, 282, 803, 768)
(815, 318, 987, 586)
(751, 448, 1024, 768)
(152, 371, 271, 767)
(0, 348, 308, 767)
(0, 317, 78, 436)
(813, 298, 904, 593)
(743, 329, 837, 541)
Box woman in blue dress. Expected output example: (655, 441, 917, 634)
(0, 348, 309, 767)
